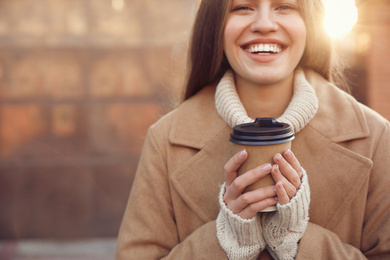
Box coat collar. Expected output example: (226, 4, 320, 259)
(169, 69, 370, 149)
(304, 69, 370, 142)
(169, 84, 228, 150)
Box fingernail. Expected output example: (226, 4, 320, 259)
(275, 153, 282, 161)
(273, 187, 277, 193)
(285, 149, 292, 158)
(273, 164, 279, 173)
(275, 196, 279, 201)
(239, 150, 247, 158)
(262, 163, 272, 172)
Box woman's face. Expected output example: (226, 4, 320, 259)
(223, 0, 306, 87)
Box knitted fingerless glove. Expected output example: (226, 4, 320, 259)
(262, 169, 310, 260)
(216, 183, 266, 260)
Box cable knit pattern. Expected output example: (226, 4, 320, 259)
(216, 183, 266, 260)
(215, 68, 318, 133)
(215, 71, 254, 127)
(262, 169, 310, 260)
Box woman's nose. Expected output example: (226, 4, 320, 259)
(249, 10, 278, 33)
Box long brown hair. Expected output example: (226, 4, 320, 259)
(184, 0, 343, 101)
(184, 0, 231, 100)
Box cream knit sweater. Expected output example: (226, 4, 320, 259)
(215, 68, 318, 134)
(215, 69, 315, 260)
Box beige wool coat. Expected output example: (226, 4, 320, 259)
(116, 70, 390, 259)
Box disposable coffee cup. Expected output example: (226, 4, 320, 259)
(230, 118, 295, 212)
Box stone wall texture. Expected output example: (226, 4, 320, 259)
(0, 0, 389, 240)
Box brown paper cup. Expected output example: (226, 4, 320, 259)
(234, 141, 292, 212)
(230, 118, 294, 212)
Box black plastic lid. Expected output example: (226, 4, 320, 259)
(230, 118, 294, 145)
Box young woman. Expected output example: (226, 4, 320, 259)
(116, 0, 390, 259)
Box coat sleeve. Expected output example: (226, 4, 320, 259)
(115, 127, 228, 260)
(296, 121, 390, 260)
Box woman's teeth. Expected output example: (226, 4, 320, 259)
(245, 44, 282, 54)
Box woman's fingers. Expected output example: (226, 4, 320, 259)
(224, 163, 273, 202)
(239, 195, 278, 219)
(271, 164, 297, 199)
(275, 181, 290, 205)
(224, 150, 248, 186)
(283, 150, 303, 179)
(223, 150, 277, 219)
(223, 149, 303, 218)
(228, 186, 277, 217)
(273, 152, 301, 190)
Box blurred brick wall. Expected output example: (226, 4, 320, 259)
(366, 0, 390, 120)
(0, 0, 194, 239)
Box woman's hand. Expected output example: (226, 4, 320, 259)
(223, 150, 277, 219)
(262, 151, 310, 260)
(271, 150, 303, 205)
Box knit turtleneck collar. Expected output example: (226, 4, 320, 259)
(215, 68, 319, 134)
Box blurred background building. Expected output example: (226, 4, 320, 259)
(0, 0, 389, 258)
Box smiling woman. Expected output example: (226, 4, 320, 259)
(324, 0, 358, 38)
(223, 0, 307, 118)
(115, 0, 390, 259)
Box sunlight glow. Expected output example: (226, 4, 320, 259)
(323, 0, 358, 38)
(112, 0, 124, 12)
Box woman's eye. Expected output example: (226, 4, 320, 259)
(232, 6, 252, 12)
(276, 5, 294, 11)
